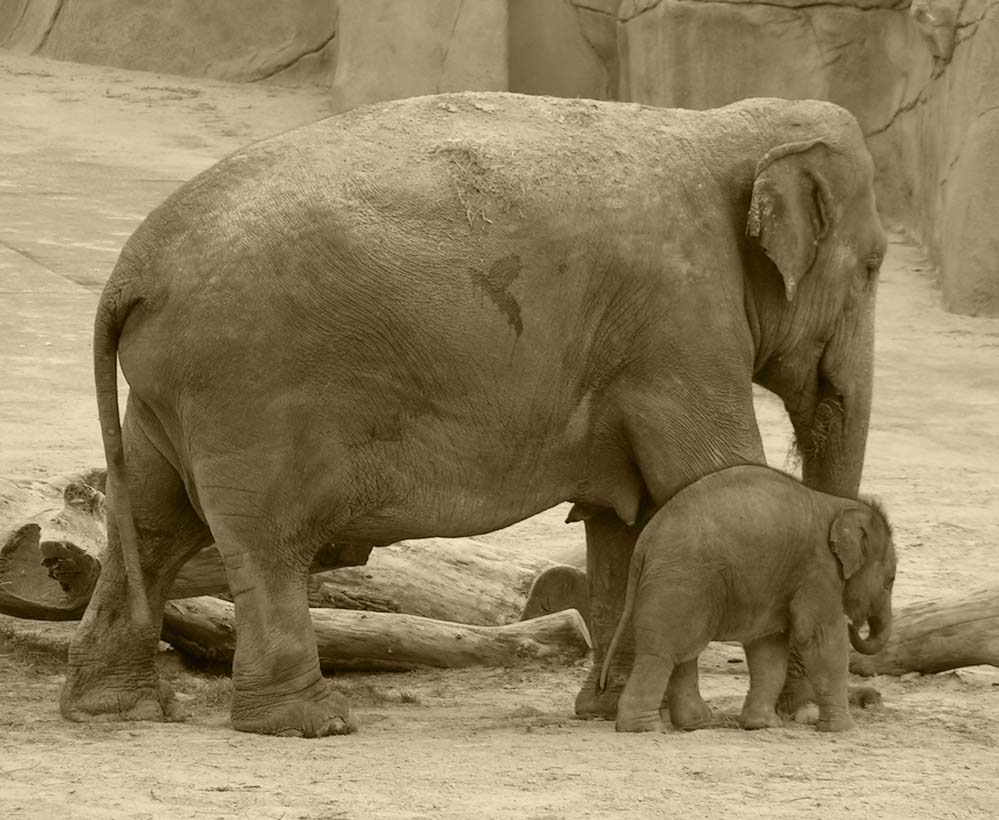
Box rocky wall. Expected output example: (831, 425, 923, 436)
(1, 0, 997, 313)
(0, 0, 339, 84)
(616, 0, 999, 315)
(874, 0, 999, 315)
(330, 0, 507, 113)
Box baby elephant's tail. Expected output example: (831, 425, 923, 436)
(598, 552, 643, 693)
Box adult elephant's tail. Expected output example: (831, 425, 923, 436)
(93, 259, 150, 626)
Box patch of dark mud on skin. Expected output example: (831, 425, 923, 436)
(470, 254, 524, 336)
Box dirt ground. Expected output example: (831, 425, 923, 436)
(1, 53, 997, 820)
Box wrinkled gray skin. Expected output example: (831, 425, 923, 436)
(62, 92, 886, 737)
(603, 465, 897, 734)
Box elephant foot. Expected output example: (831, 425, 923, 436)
(665, 696, 712, 731)
(738, 706, 783, 730)
(574, 664, 624, 720)
(816, 713, 856, 733)
(574, 686, 620, 720)
(61, 619, 179, 723)
(780, 687, 878, 726)
(231, 677, 357, 738)
(777, 672, 814, 718)
(61, 674, 182, 724)
(615, 711, 664, 733)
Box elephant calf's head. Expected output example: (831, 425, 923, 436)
(828, 499, 897, 655)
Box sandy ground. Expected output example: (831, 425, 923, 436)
(1, 53, 997, 820)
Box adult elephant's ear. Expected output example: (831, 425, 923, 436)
(828, 506, 871, 579)
(747, 139, 833, 301)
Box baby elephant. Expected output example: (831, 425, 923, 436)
(602, 464, 896, 734)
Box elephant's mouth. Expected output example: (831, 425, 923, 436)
(848, 616, 890, 655)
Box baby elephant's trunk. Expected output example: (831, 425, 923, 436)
(848, 600, 892, 655)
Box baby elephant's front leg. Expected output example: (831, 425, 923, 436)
(739, 632, 789, 729)
(799, 621, 855, 732)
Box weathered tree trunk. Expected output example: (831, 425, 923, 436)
(849, 584, 999, 676)
(4, 472, 997, 679)
(162, 596, 592, 672)
(306, 539, 565, 625)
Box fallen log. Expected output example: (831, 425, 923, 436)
(0, 525, 98, 620)
(307, 539, 565, 625)
(162, 596, 592, 672)
(849, 584, 999, 676)
(0, 474, 569, 626)
(5, 471, 997, 679)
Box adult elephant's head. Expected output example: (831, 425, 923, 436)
(745, 119, 886, 499)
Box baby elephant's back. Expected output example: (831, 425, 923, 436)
(642, 465, 822, 561)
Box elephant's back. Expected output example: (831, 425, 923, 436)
(643, 465, 809, 544)
(115, 91, 830, 312)
(112, 92, 718, 381)
(131, 92, 708, 254)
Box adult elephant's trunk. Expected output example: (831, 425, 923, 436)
(799, 301, 876, 500)
(848, 598, 892, 655)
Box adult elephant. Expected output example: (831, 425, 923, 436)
(63, 93, 885, 737)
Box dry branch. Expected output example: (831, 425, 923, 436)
(162, 596, 592, 672)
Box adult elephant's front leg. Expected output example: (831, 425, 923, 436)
(574, 509, 643, 719)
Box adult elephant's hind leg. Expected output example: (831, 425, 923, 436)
(207, 512, 355, 738)
(574, 509, 641, 719)
(62, 401, 212, 723)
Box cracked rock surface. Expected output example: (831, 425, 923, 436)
(0, 0, 339, 84)
(615, 0, 999, 314)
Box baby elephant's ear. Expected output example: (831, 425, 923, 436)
(828, 506, 871, 579)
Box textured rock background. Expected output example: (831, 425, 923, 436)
(0, 0, 338, 83)
(1, 0, 996, 314)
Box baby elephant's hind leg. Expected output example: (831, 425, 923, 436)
(739, 633, 789, 730)
(616, 654, 674, 732)
(662, 659, 712, 730)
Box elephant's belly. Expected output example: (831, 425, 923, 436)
(714, 613, 791, 646)
(163, 353, 642, 544)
